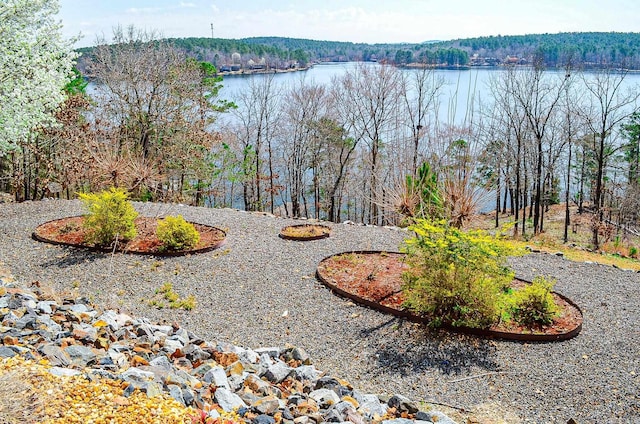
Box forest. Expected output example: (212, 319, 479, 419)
(4, 22, 640, 251)
(75, 32, 640, 71)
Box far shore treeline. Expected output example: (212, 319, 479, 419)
(76, 32, 640, 71)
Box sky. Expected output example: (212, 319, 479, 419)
(59, 0, 640, 48)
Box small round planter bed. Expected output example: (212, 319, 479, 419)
(279, 223, 331, 241)
(32, 216, 226, 256)
(316, 251, 583, 342)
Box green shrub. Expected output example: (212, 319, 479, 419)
(150, 283, 196, 310)
(511, 276, 558, 326)
(156, 215, 200, 251)
(402, 219, 519, 328)
(79, 187, 138, 246)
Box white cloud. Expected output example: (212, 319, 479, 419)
(60, 0, 640, 48)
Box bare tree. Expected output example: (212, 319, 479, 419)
(280, 78, 327, 217)
(230, 74, 282, 212)
(576, 68, 640, 248)
(87, 26, 230, 201)
(506, 62, 569, 234)
(488, 69, 533, 236)
(339, 63, 402, 224)
(400, 68, 444, 175)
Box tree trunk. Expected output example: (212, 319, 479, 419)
(564, 139, 572, 243)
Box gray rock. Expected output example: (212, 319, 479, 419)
(107, 343, 131, 353)
(183, 344, 210, 362)
(224, 372, 245, 392)
(332, 400, 357, 417)
(40, 344, 71, 367)
(322, 409, 344, 423)
(182, 388, 195, 406)
(293, 365, 320, 381)
(240, 392, 261, 406)
(251, 395, 281, 415)
(0, 346, 16, 358)
(244, 373, 272, 394)
(388, 394, 419, 414)
(35, 315, 62, 334)
(121, 367, 156, 386)
(314, 377, 341, 391)
(291, 347, 311, 365)
(309, 388, 341, 409)
(203, 366, 230, 389)
(7, 296, 23, 309)
(255, 347, 280, 358)
(418, 411, 457, 424)
(239, 348, 260, 364)
(65, 345, 97, 366)
(48, 366, 81, 377)
(72, 323, 98, 343)
(207, 410, 221, 420)
(192, 362, 215, 376)
(14, 313, 36, 330)
(252, 414, 276, 424)
(214, 387, 248, 412)
(168, 384, 185, 405)
(149, 355, 173, 369)
(87, 369, 117, 381)
(165, 369, 199, 388)
(36, 301, 56, 314)
(171, 328, 190, 345)
(69, 303, 89, 313)
(107, 350, 127, 368)
(381, 419, 414, 424)
(150, 324, 173, 335)
(146, 381, 164, 398)
(163, 338, 184, 354)
(415, 411, 431, 421)
(355, 393, 388, 418)
(96, 310, 120, 331)
(264, 360, 292, 383)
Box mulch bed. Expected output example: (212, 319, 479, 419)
(316, 251, 583, 341)
(32, 216, 226, 256)
(279, 224, 331, 241)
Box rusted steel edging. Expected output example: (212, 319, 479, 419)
(316, 250, 583, 342)
(32, 216, 227, 257)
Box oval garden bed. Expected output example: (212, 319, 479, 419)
(279, 223, 331, 241)
(316, 251, 583, 342)
(33, 216, 226, 256)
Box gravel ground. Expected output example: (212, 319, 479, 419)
(1, 199, 639, 423)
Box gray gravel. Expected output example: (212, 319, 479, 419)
(0, 199, 638, 423)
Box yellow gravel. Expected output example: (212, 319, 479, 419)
(0, 356, 195, 424)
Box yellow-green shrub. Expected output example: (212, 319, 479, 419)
(402, 219, 520, 328)
(511, 276, 558, 326)
(79, 187, 138, 246)
(156, 215, 200, 251)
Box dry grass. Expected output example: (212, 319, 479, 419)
(280, 224, 330, 238)
(468, 204, 640, 271)
(0, 365, 44, 424)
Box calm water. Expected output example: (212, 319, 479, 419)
(218, 62, 495, 125)
(218, 63, 640, 126)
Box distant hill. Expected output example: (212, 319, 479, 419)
(76, 32, 640, 71)
(438, 32, 640, 68)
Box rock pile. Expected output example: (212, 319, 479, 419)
(0, 278, 456, 424)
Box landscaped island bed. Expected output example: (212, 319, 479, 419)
(0, 200, 638, 423)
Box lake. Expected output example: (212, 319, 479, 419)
(218, 63, 640, 126)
